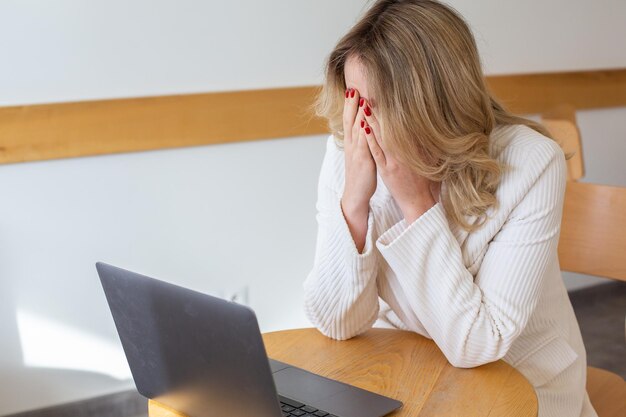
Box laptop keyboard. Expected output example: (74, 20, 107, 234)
(279, 395, 338, 417)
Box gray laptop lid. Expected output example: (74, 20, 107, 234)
(97, 262, 282, 417)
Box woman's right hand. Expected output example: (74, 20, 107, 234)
(341, 88, 377, 214)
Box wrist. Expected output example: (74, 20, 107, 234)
(340, 196, 369, 218)
(401, 196, 436, 225)
(341, 193, 369, 214)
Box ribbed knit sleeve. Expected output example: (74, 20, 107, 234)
(302, 135, 380, 340)
(375, 141, 567, 368)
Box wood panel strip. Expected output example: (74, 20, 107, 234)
(1, 68, 625, 165)
(0, 86, 326, 165)
(486, 68, 626, 114)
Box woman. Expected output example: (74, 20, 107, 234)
(302, 1, 597, 416)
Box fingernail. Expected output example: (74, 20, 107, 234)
(360, 120, 365, 128)
(364, 106, 371, 116)
(350, 89, 356, 98)
(365, 126, 371, 134)
(345, 88, 350, 98)
(359, 98, 365, 107)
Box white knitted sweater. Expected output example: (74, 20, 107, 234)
(303, 125, 597, 417)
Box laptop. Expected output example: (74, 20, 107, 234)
(96, 262, 402, 417)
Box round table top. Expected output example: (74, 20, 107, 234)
(149, 327, 537, 417)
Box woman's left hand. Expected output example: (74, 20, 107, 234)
(360, 98, 438, 224)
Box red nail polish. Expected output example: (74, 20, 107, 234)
(365, 126, 371, 134)
(345, 89, 350, 98)
(360, 120, 365, 128)
(364, 106, 371, 116)
(359, 98, 364, 107)
(350, 89, 356, 98)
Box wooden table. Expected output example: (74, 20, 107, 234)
(149, 328, 537, 417)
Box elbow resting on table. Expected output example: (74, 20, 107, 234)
(445, 351, 504, 369)
(437, 300, 529, 369)
(315, 325, 355, 341)
(303, 299, 379, 341)
(440, 328, 521, 369)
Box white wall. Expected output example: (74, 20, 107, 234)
(0, 0, 624, 414)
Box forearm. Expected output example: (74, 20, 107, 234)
(303, 189, 381, 340)
(376, 203, 553, 367)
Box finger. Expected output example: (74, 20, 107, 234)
(356, 119, 376, 167)
(342, 87, 360, 146)
(356, 116, 373, 157)
(364, 120, 386, 167)
(361, 100, 388, 155)
(351, 104, 366, 148)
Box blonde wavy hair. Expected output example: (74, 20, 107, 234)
(311, 0, 554, 231)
